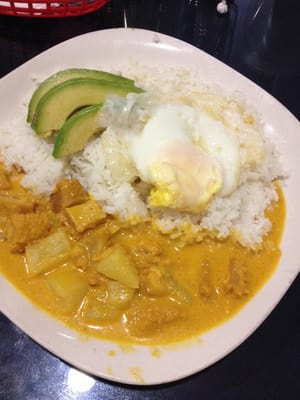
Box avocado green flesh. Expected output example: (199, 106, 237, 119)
(27, 68, 136, 123)
(31, 78, 143, 137)
(53, 104, 103, 158)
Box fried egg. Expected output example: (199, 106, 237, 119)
(100, 95, 241, 213)
(126, 102, 240, 212)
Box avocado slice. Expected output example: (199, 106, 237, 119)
(27, 68, 137, 123)
(31, 78, 143, 137)
(53, 103, 103, 159)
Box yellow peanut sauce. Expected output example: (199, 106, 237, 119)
(0, 167, 285, 345)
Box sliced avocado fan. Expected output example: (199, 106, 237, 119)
(31, 77, 143, 137)
(27, 68, 137, 123)
(53, 104, 103, 159)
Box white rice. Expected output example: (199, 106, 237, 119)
(0, 63, 285, 248)
(0, 123, 65, 195)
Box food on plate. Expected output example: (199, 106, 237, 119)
(27, 68, 137, 123)
(0, 64, 286, 344)
(53, 103, 104, 158)
(31, 77, 143, 137)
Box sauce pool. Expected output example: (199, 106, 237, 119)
(0, 177, 286, 345)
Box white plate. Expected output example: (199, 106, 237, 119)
(0, 28, 299, 386)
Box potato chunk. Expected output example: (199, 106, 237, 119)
(25, 229, 72, 276)
(65, 200, 106, 233)
(166, 274, 192, 304)
(45, 266, 88, 313)
(94, 245, 139, 289)
(106, 280, 135, 309)
(51, 179, 89, 212)
(83, 291, 121, 322)
(82, 226, 110, 261)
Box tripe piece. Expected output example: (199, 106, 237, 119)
(65, 199, 106, 233)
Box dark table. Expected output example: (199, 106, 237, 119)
(0, 0, 299, 398)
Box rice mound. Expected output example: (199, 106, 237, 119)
(0, 63, 285, 248)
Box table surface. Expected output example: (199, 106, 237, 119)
(0, 0, 299, 399)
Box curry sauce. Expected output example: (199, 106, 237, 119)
(0, 166, 285, 345)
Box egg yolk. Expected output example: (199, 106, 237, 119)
(149, 142, 222, 212)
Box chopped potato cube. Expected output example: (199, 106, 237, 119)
(106, 280, 135, 309)
(94, 245, 139, 289)
(166, 274, 192, 304)
(45, 266, 88, 313)
(25, 229, 72, 276)
(65, 200, 106, 233)
(82, 226, 110, 261)
(83, 292, 121, 322)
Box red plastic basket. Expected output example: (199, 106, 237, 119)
(0, 0, 109, 17)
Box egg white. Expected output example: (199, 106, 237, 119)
(99, 95, 242, 213)
(192, 110, 240, 197)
